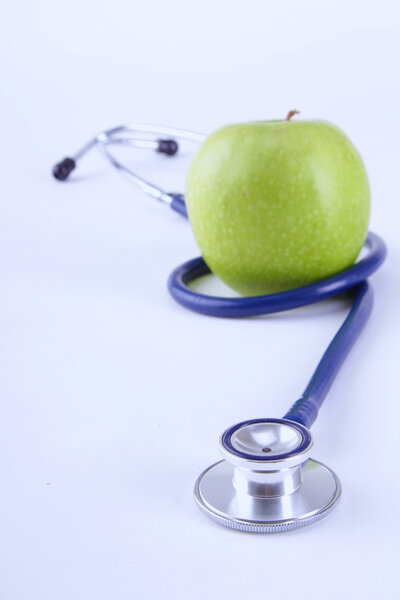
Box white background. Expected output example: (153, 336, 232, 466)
(1, 1, 399, 598)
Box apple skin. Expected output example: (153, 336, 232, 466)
(185, 120, 370, 295)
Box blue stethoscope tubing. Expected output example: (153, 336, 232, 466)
(167, 194, 387, 429)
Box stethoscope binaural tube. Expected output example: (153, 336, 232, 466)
(53, 123, 204, 206)
(53, 123, 387, 532)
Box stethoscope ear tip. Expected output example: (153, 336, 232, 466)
(53, 157, 76, 181)
(156, 139, 179, 156)
(194, 418, 341, 533)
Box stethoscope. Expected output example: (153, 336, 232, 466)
(53, 123, 387, 533)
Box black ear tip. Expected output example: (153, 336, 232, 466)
(53, 157, 76, 181)
(157, 139, 179, 156)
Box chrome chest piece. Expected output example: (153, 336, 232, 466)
(194, 418, 341, 533)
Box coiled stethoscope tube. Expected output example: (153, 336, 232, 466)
(53, 123, 387, 532)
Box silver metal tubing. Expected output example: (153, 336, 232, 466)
(106, 138, 159, 150)
(72, 123, 205, 162)
(70, 123, 206, 205)
(99, 140, 173, 204)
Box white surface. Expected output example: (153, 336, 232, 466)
(1, 1, 399, 598)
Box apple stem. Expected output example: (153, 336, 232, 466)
(286, 110, 300, 121)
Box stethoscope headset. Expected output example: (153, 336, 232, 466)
(53, 123, 386, 533)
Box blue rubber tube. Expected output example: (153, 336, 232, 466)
(170, 194, 188, 217)
(168, 196, 387, 428)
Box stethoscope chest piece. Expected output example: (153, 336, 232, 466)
(194, 418, 341, 533)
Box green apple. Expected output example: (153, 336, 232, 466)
(185, 114, 370, 295)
